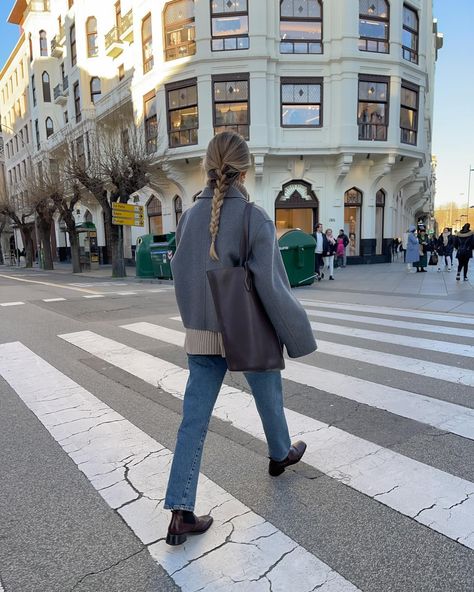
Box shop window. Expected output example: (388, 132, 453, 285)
(166, 79, 198, 147)
(210, 0, 249, 51)
(212, 74, 249, 139)
(280, 0, 323, 54)
(358, 75, 389, 141)
(147, 195, 163, 234)
(359, 0, 389, 53)
(344, 188, 363, 257)
(164, 0, 196, 61)
(376, 189, 385, 255)
(275, 180, 319, 235)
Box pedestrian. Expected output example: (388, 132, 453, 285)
(336, 229, 349, 267)
(323, 228, 337, 280)
(437, 227, 454, 272)
(164, 131, 317, 546)
(313, 222, 325, 280)
(454, 223, 473, 281)
(401, 230, 409, 263)
(405, 225, 420, 271)
(416, 227, 428, 272)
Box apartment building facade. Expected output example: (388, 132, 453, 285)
(1, 0, 443, 264)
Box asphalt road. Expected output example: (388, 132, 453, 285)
(0, 266, 473, 592)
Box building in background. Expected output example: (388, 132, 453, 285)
(0, 0, 443, 264)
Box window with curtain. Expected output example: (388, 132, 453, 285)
(45, 117, 54, 138)
(39, 30, 48, 56)
(402, 4, 418, 63)
(90, 77, 101, 104)
(211, 0, 249, 51)
(359, 0, 389, 53)
(42, 71, 51, 102)
(86, 16, 99, 57)
(280, 0, 323, 54)
(142, 14, 154, 73)
(164, 0, 196, 61)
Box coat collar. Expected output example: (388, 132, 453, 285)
(198, 184, 248, 200)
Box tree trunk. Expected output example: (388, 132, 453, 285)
(106, 216, 126, 277)
(0, 223, 4, 265)
(69, 231, 82, 274)
(38, 218, 54, 271)
(21, 227, 34, 268)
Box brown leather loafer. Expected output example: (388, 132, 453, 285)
(166, 510, 213, 546)
(268, 441, 307, 477)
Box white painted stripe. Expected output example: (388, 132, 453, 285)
(123, 323, 474, 441)
(315, 339, 473, 386)
(83, 295, 105, 299)
(0, 342, 358, 592)
(170, 316, 182, 321)
(310, 321, 474, 358)
(60, 330, 474, 549)
(0, 274, 101, 295)
(305, 300, 474, 337)
(147, 289, 166, 293)
(0, 302, 25, 307)
(117, 292, 137, 296)
(299, 299, 474, 326)
(43, 298, 67, 303)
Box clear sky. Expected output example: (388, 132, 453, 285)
(0, 1, 471, 208)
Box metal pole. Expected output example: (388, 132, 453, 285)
(468, 166, 473, 223)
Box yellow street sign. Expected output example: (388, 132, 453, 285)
(112, 217, 145, 227)
(112, 211, 145, 220)
(112, 203, 144, 214)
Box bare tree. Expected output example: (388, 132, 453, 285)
(66, 117, 154, 277)
(0, 183, 35, 268)
(0, 213, 7, 264)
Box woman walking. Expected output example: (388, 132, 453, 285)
(437, 227, 455, 272)
(454, 223, 473, 281)
(416, 227, 428, 272)
(323, 228, 337, 280)
(406, 225, 420, 271)
(165, 131, 317, 545)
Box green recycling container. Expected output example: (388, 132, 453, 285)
(278, 229, 316, 287)
(150, 233, 176, 279)
(135, 234, 159, 278)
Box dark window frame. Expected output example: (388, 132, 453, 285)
(90, 77, 101, 104)
(39, 30, 48, 56)
(32, 74, 37, 106)
(280, 0, 323, 55)
(35, 119, 40, 150)
(142, 13, 154, 74)
(73, 81, 81, 123)
(144, 90, 158, 154)
(280, 76, 323, 128)
(359, 0, 390, 54)
(70, 23, 77, 67)
(400, 79, 419, 145)
(165, 77, 199, 148)
(86, 16, 99, 58)
(45, 116, 54, 138)
(42, 71, 51, 102)
(402, 4, 419, 64)
(163, 0, 196, 61)
(212, 73, 250, 140)
(174, 195, 183, 226)
(210, 0, 249, 52)
(357, 74, 390, 142)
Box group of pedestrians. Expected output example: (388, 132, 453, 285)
(405, 223, 473, 281)
(313, 224, 349, 281)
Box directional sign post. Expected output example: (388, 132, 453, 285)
(112, 203, 145, 227)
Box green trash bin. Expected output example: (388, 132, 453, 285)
(278, 229, 316, 287)
(150, 233, 176, 279)
(135, 234, 159, 278)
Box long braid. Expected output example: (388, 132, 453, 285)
(209, 166, 231, 261)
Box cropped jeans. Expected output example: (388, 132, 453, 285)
(164, 355, 292, 511)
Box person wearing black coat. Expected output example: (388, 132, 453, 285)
(454, 223, 474, 281)
(437, 228, 455, 272)
(322, 228, 337, 280)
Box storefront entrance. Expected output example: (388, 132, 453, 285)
(275, 181, 319, 234)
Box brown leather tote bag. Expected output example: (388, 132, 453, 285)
(207, 202, 285, 372)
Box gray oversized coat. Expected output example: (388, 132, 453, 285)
(406, 231, 420, 263)
(171, 185, 317, 359)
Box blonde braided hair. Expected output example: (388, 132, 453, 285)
(204, 131, 251, 261)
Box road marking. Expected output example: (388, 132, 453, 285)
(299, 299, 474, 326)
(147, 289, 166, 293)
(0, 274, 102, 295)
(83, 295, 105, 299)
(304, 309, 474, 338)
(59, 330, 474, 550)
(310, 321, 474, 358)
(123, 322, 474, 441)
(117, 292, 137, 296)
(0, 302, 25, 307)
(0, 341, 359, 592)
(43, 298, 67, 303)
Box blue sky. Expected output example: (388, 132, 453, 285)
(0, 1, 471, 207)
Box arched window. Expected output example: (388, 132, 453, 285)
(173, 195, 183, 226)
(280, 0, 323, 55)
(84, 210, 93, 224)
(344, 188, 363, 257)
(45, 117, 54, 138)
(42, 71, 51, 102)
(359, 0, 389, 53)
(164, 0, 196, 61)
(90, 77, 101, 104)
(376, 189, 386, 255)
(39, 30, 48, 56)
(147, 196, 163, 234)
(86, 16, 99, 57)
(275, 180, 319, 234)
(142, 13, 154, 74)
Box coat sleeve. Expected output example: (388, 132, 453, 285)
(247, 220, 317, 358)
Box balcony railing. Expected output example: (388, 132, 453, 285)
(120, 10, 133, 42)
(358, 123, 387, 141)
(105, 26, 124, 57)
(53, 77, 69, 104)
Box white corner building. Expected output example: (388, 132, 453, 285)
(1, 0, 443, 264)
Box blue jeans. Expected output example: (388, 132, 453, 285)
(164, 355, 292, 511)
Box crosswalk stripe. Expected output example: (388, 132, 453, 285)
(309, 321, 474, 358)
(59, 329, 474, 549)
(123, 322, 474, 441)
(299, 299, 474, 326)
(304, 309, 474, 339)
(116, 292, 138, 296)
(0, 341, 359, 592)
(315, 339, 474, 386)
(0, 302, 24, 307)
(43, 298, 67, 303)
(83, 295, 105, 299)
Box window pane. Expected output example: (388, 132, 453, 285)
(281, 21, 321, 41)
(403, 6, 417, 30)
(211, 0, 248, 14)
(214, 80, 248, 101)
(165, 0, 194, 23)
(359, 81, 387, 101)
(360, 0, 389, 18)
(359, 19, 388, 40)
(401, 87, 417, 108)
(281, 0, 321, 18)
(212, 15, 248, 37)
(400, 107, 416, 130)
(282, 105, 320, 126)
(215, 102, 247, 125)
